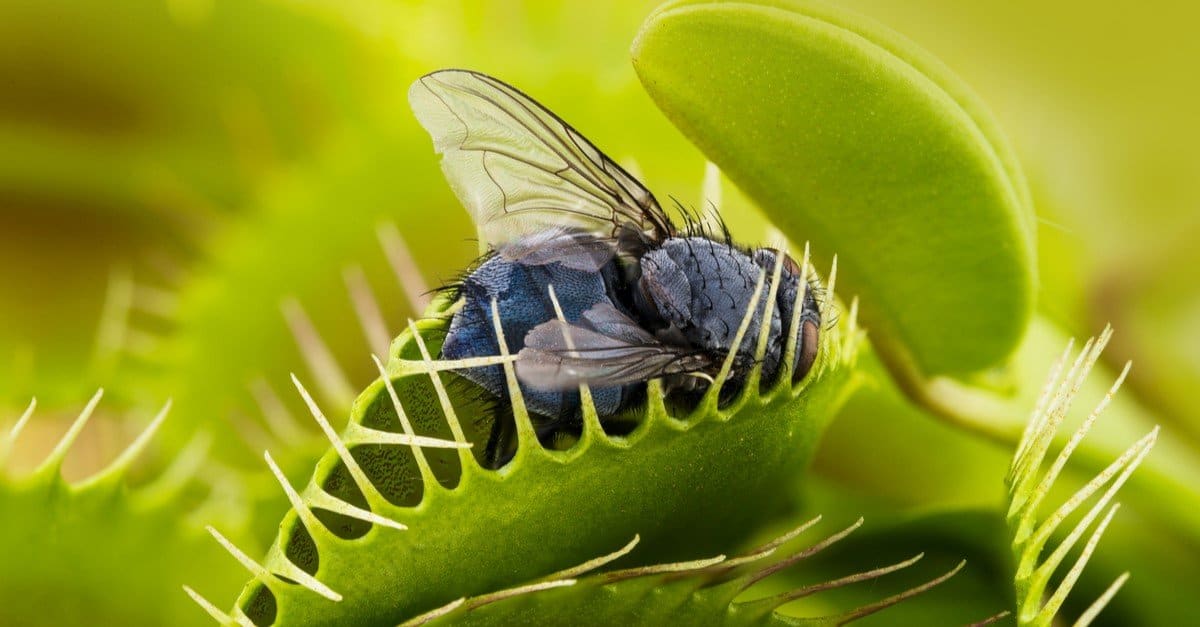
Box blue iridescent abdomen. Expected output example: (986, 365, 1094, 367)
(442, 254, 630, 420)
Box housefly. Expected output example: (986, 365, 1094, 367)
(409, 70, 821, 468)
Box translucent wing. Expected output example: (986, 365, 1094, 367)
(516, 304, 711, 390)
(408, 70, 674, 255)
(498, 228, 615, 272)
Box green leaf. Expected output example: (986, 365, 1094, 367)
(631, 0, 1035, 385)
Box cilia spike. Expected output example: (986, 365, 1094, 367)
(1006, 329, 1157, 625)
(283, 298, 355, 408)
(407, 516, 966, 626)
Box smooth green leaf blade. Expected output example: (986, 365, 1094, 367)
(632, 0, 1035, 379)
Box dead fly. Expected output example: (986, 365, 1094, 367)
(410, 70, 820, 468)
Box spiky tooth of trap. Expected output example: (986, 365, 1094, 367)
(81, 398, 171, 485)
(1021, 329, 1112, 478)
(370, 354, 437, 484)
(344, 422, 471, 449)
(464, 579, 577, 613)
(392, 353, 518, 376)
(8, 397, 37, 441)
(182, 585, 237, 625)
(262, 451, 350, 601)
(1032, 503, 1121, 624)
(35, 389, 103, 475)
(1074, 573, 1129, 627)
(303, 487, 407, 532)
(1020, 360, 1134, 523)
(724, 515, 823, 568)
(486, 300, 536, 453)
(1011, 339, 1075, 476)
(249, 378, 306, 446)
(819, 254, 838, 324)
(136, 431, 212, 505)
(781, 242, 812, 385)
(544, 284, 601, 435)
(344, 265, 392, 359)
(701, 268, 767, 409)
(967, 611, 1013, 627)
(283, 298, 355, 407)
(207, 524, 342, 602)
(701, 161, 723, 215)
(543, 535, 640, 582)
(845, 296, 859, 344)
(604, 555, 727, 583)
(742, 517, 864, 591)
(1, 398, 37, 464)
(399, 597, 466, 627)
(124, 329, 163, 358)
(268, 450, 356, 536)
(291, 374, 390, 511)
(750, 240, 788, 386)
(814, 254, 839, 378)
(207, 526, 270, 587)
(408, 320, 471, 447)
(1009, 336, 1100, 504)
(831, 560, 965, 624)
(768, 553, 924, 606)
(378, 222, 431, 313)
(94, 269, 133, 363)
(1028, 427, 1157, 562)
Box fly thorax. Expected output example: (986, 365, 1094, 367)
(639, 238, 782, 373)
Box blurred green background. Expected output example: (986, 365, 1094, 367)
(1, 0, 1197, 625)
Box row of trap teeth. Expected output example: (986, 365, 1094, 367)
(403, 515, 973, 626)
(182, 319, 506, 624)
(1, 390, 171, 490)
(192, 505, 974, 626)
(1005, 327, 1158, 626)
(184, 219, 856, 623)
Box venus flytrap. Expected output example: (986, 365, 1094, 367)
(4, 2, 1183, 625)
(1005, 329, 1157, 625)
(0, 393, 245, 627)
(190, 241, 867, 625)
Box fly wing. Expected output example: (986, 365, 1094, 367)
(516, 303, 711, 390)
(409, 70, 674, 259)
(497, 227, 615, 272)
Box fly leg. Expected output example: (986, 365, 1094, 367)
(483, 395, 585, 468)
(482, 400, 518, 470)
(534, 409, 583, 450)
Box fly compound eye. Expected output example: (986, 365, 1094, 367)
(753, 247, 801, 278)
(795, 319, 820, 383)
(781, 253, 802, 277)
